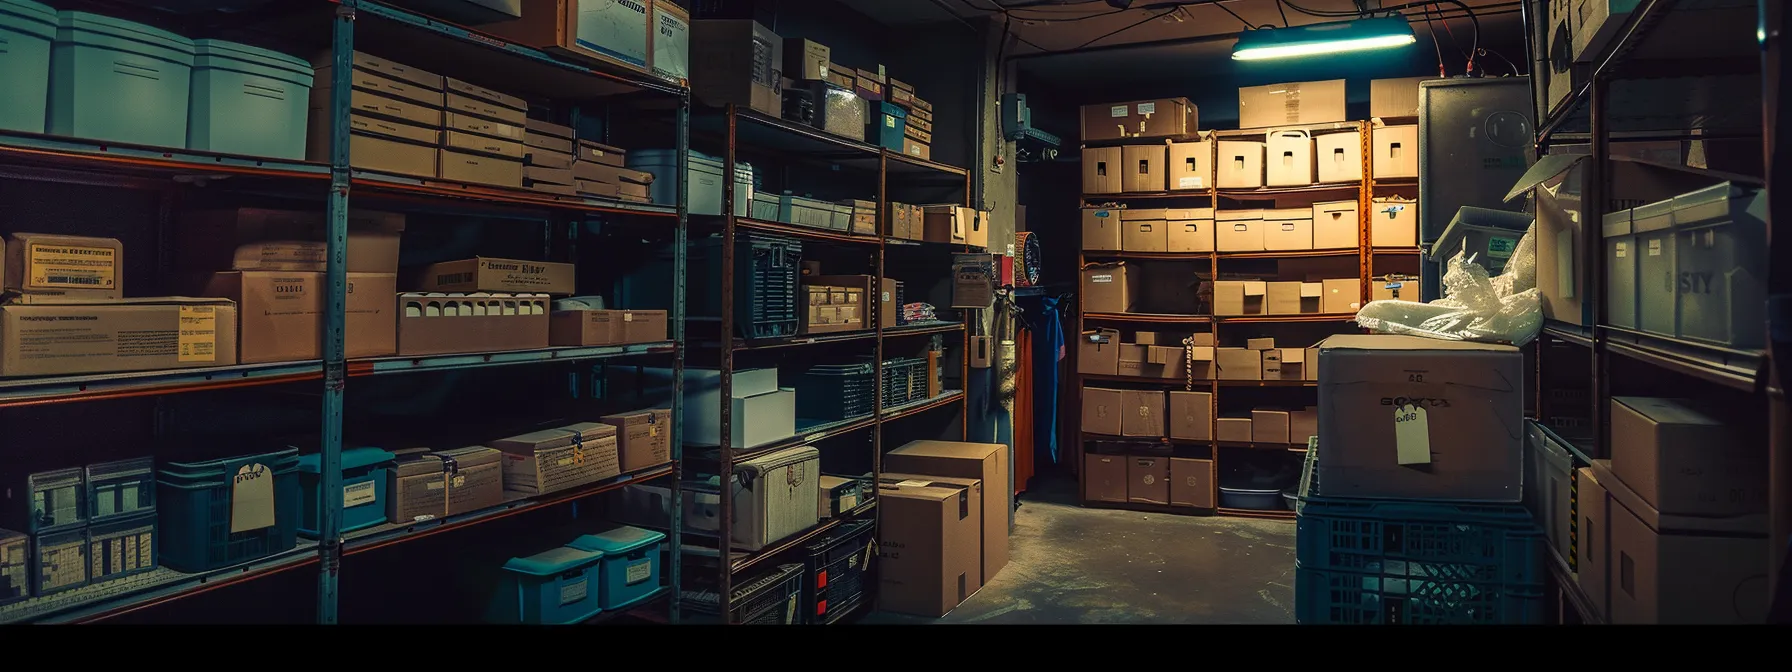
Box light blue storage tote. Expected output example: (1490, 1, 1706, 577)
(0, 0, 55, 133)
(188, 39, 313, 159)
(569, 525, 665, 609)
(626, 149, 752, 217)
(487, 545, 606, 625)
(296, 447, 394, 538)
(49, 11, 194, 147)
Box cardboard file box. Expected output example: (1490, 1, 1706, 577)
(1315, 130, 1362, 182)
(1080, 97, 1197, 141)
(1371, 124, 1419, 179)
(0, 298, 239, 376)
(1122, 144, 1166, 192)
(1167, 140, 1211, 190)
(1238, 80, 1345, 128)
(600, 408, 673, 473)
(1083, 146, 1123, 194)
(1166, 208, 1215, 253)
(1262, 209, 1313, 251)
(1082, 207, 1123, 251)
(3, 233, 123, 300)
(1265, 129, 1314, 187)
(1120, 209, 1168, 252)
(1312, 200, 1359, 250)
(397, 292, 550, 356)
(418, 257, 575, 294)
(492, 422, 620, 496)
(1216, 210, 1264, 252)
(1216, 140, 1264, 189)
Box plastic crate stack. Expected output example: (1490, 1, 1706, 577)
(802, 518, 875, 624)
(793, 362, 877, 422)
(1293, 448, 1547, 624)
(629, 233, 804, 339)
(2, 457, 160, 602)
(881, 357, 927, 408)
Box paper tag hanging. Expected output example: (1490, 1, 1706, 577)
(1393, 404, 1432, 465)
(230, 462, 277, 533)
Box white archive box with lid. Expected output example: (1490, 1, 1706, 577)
(609, 446, 822, 552)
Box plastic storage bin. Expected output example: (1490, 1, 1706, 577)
(32, 526, 87, 595)
(803, 518, 875, 624)
(296, 447, 394, 538)
(49, 11, 195, 147)
(1603, 208, 1637, 330)
(86, 457, 155, 523)
(14, 467, 84, 533)
(1671, 182, 1766, 348)
(0, 529, 26, 605)
(157, 448, 301, 572)
(86, 511, 156, 582)
(645, 233, 802, 339)
(1633, 199, 1676, 337)
(187, 39, 312, 158)
(750, 192, 780, 221)
(626, 149, 752, 217)
(488, 545, 605, 624)
(870, 101, 906, 151)
(1428, 206, 1532, 277)
(568, 525, 666, 610)
(792, 362, 877, 421)
(0, 0, 55, 133)
(685, 561, 804, 624)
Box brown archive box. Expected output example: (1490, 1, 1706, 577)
(1315, 334, 1524, 501)
(387, 446, 504, 522)
(600, 408, 672, 472)
(1121, 390, 1165, 438)
(884, 440, 1011, 586)
(689, 20, 782, 117)
(4, 233, 123, 300)
(0, 297, 238, 376)
(446, 111, 523, 142)
(397, 292, 549, 356)
(1170, 458, 1214, 508)
(1128, 456, 1170, 505)
(1080, 97, 1198, 141)
(1080, 262, 1139, 313)
(418, 257, 575, 294)
(481, 0, 651, 74)
(1169, 391, 1212, 441)
(1084, 452, 1127, 503)
(577, 140, 629, 167)
(1081, 206, 1123, 251)
(1608, 397, 1765, 516)
(1083, 387, 1123, 436)
(202, 271, 398, 363)
(176, 208, 405, 275)
(876, 476, 981, 618)
(550, 309, 667, 346)
(1120, 208, 1168, 252)
(439, 148, 524, 188)
(490, 422, 620, 496)
(1238, 80, 1346, 129)
(1122, 144, 1166, 192)
(1596, 458, 1771, 624)
(1082, 146, 1122, 194)
(1077, 328, 1120, 375)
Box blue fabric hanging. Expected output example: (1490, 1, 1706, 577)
(1028, 296, 1066, 465)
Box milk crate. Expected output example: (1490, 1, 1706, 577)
(157, 448, 301, 572)
(682, 562, 805, 624)
(803, 518, 875, 624)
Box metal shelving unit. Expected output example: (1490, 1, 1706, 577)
(692, 102, 974, 621)
(1523, 0, 1784, 621)
(1074, 121, 1382, 521)
(0, 0, 689, 624)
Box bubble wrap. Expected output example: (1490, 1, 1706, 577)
(1354, 222, 1542, 346)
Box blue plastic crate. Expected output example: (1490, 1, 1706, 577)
(0, 0, 55, 133)
(157, 448, 301, 573)
(1295, 565, 1547, 624)
(297, 447, 394, 538)
(187, 39, 313, 159)
(49, 11, 195, 147)
(568, 525, 665, 610)
(487, 545, 605, 624)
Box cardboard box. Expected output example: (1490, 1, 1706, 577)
(1276, 347, 1310, 380)
(1170, 391, 1212, 441)
(388, 446, 503, 522)
(1216, 210, 1264, 251)
(1301, 282, 1323, 312)
(1213, 280, 1265, 316)
(688, 19, 781, 117)
(445, 110, 523, 142)
(1166, 209, 1215, 253)
(483, 0, 651, 72)
(321, 112, 441, 179)
(1261, 348, 1285, 380)
(524, 165, 575, 186)
(332, 50, 444, 90)
(885, 441, 1011, 585)
(574, 140, 627, 167)
(825, 64, 854, 90)
(784, 38, 830, 80)
(444, 129, 524, 159)
(1082, 386, 1124, 435)
(550, 309, 623, 346)
(1121, 390, 1165, 438)
(1077, 328, 1119, 375)
(1370, 76, 1428, 118)
(877, 476, 981, 617)
(4, 233, 122, 300)
(1315, 334, 1524, 501)
(1576, 465, 1612, 618)
(314, 63, 444, 109)
(902, 138, 931, 161)
(397, 292, 550, 356)
(1217, 417, 1252, 442)
(1609, 397, 1765, 516)
(525, 131, 575, 155)
(1370, 274, 1419, 302)
(1128, 456, 1170, 505)
(1289, 408, 1318, 446)
(526, 147, 574, 169)
(1187, 345, 1216, 379)
(1120, 208, 1168, 252)
(1216, 347, 1260, 380)
(1304, 346, 1319, 381)
(1321, 278, 1360, 314)
(418, 257, 575, 295)
(924, 205, 973, 244)
(1369, 197, 1418, 248)
(1238, 80, 1346, 129)
(1082, 146, 1123, 194)
(177, 208, 405, 275)
(573, 160, 650, 185)
(1167, 139, 1211, 190)
(1082, 207, 1123, 251)
(1252, 409, 1290, 444)
(1216, 140, 1264, 189)
(492, 422, 620, 496)
(1116, 344, 1148, 377)
(1312, 200, 1359, 250)
(1265, 129, 1314, 187)
(317, 83, 442, 128)
(1371, 124, 1419, 179)
(1315, 130, 1362, 183)
(950, 253, 994, 308)
(203, 271, 397, 363)
(1122, 144, 1167, 192)
(444, 91, 525, 127)
(1080, 263, 1139, 313)
(600, 408, 672, 472)
(0, 298, 239, 376)
(1262, 210, 1313, 251)
(1080, 97, 1197, 141)
(1606, 471, 1770, 624)
(1246, 337, 1276, 350)
(439, 148, 523, 188)
(1147, 345, 1185, 380)
(1084, 452, 1128, 503)
(1266, 281, 1303, 315)
(1170, 458, 1214, 508)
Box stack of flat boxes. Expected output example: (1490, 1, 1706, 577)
(310, 51, 446, 179)
(441, 79, 527, 188)
(888, 77, 932, 160)
(573, 141, 653, 203)
(522, 119, 577, 195)
(1213, 277, 1360, 317)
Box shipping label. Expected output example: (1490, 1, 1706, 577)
(178, 305, 219, 363)
(28, 243, 116, 290)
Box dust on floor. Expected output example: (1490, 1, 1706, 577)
(862, 475, 1296, 624)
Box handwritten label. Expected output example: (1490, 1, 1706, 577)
(1137, 102, 1156, 115)
(1178, 176, 1203, 188)
(1109, 105, 1128, 118)
(1394, 404, 1432, 465)
(626, 559, 653, 585)
(230, 462, 276, 533)
(344, 481, 377, 508)
(560, 577, 588, 605)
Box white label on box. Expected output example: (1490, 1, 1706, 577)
(1178, 176, 1203, 188)
(1091, 273, 1113, 284)
(427, 480, 446, 490)
(895, 479, 933, 487)
(559, 577, 588, 605)
(626, 559, 652, 585)
(1394, 404, 1431, 465)
(1615, 242, 1627, 258)
(1648, 238, 1662, 256)
(785, 594, 800, 623)
(886, 116, 896, 128)
(344, 481, 377, 508)
(1137, 102, 1156, 115)
(1110, 105, 1128, 118)
(229, 462, 277, 533)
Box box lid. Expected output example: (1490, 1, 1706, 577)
(1166, 208, 1214, 220)
(391, 451, 446, 478)
(1242, 281, 1265, 297)
(502, 545, 603, 576)
(1602, 209, 1633, 236)
(1217, 210, 1263, 221)
(437, 445, 501, 469)
(1121, 208, 1167, 220)
(1318, 333, 1517, 353)
(600, 407, 670, 429)
(525, 118, 574, 139)
(1264, 208, 1311, 220)
(888, 440, 1003, 461)
(297, 446, 394, 474)
(569, 525, 666, 554)
(1301, 282, 1322, 297)
(488, 422, 616, 453)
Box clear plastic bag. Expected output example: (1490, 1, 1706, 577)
(1354, 223, 1543, 346)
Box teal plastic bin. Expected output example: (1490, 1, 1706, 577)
(296, 447, 394, 538)
(488, 545, 606, 624)
(869, 102, 906, 152)
(49, 11, 195, 148)
(569, 525, 665, 610)
(157, 448, 300, 573)
(188, 39, 312, 158)
(0, 0, 55, 133)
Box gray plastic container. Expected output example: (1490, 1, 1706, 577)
(627, 149, 752, 217)
(0, 0, 55, 133)
(1672, 182, 1766, 348)
(1429, 206, 1532, 276)
(1602, 208, 1636, 329)
(1633, 199, 1676, 338)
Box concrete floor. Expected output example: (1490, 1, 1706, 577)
(863, 474, 1296, 624)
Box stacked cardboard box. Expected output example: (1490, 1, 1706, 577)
(1210, 336, 1318, 382)
(523, 119, 577, 195)
(691, 20, 781, 117)
(1213, 277, 1359, 316)
(599, 407, 674, 473)
(310, 51, 446, 180)
(397, 255, 574, 356)
(573, 141, 652, 202)
(388, 446, 504, 523)
(901, 96, 933, 160)
(879, 441, 1011, 617)
(1077, 329, 1215, 381)
(549, 306, 668, 347)
(800, 281, 865, 334)
(887, 202, 924, 241)
(441, 78, 526, 188)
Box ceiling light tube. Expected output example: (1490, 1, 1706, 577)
(1232, 16, 1417, 61)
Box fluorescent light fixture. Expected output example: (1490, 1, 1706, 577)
(1232, 16, 1417, 61)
